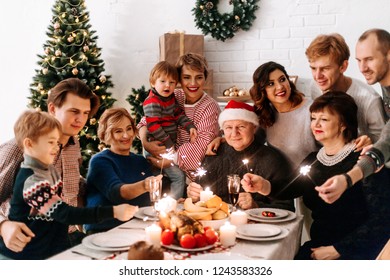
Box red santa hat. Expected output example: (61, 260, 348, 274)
(218, 100, 259, 128)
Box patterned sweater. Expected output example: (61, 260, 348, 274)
(0, 155, 113, 260)
(143, 88, 196, 149)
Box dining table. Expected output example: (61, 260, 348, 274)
(49, 207, 303, 260)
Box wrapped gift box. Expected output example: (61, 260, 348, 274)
(159, 33, 204, 65)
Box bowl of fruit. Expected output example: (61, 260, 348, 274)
(181, 196, 229, 230)
(159, 212, 219, 251)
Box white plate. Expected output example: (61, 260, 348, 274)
(143, 207, 158, 217)
(246, 208, 288, 220)
(82, 231, 145, 251)
(246, 210, 296, 224)
(236, 224, 281, 238)
(161, 243, 214, 252)
(134, 207, 159, 221)
(190, 253, 250, 260)
(91, 232, 138, 248)
(237, 228, 288, 241)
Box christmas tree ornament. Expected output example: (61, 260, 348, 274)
(29, 0, 115, 176)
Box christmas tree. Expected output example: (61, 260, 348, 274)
(126, 86, 150, 154)
(29, 0, 115, 176)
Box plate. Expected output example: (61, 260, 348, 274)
(91, 232, 137, 248)
(236, 224, 281, 238)
(246, 208, 288, 220)
(143, 207, 158, 217)
(236, 228, 289, 241)
(82, 231, 145, 251)
(246, 210, 296, 224)
(162, 243, 214, 252)
(190, 253, 250, 260)
(134, 207, 159, 221)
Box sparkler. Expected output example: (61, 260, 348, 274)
(159, 147, 175, 174)
(275, 160, 317, 196)
(192, 165, 207, 185)
(242, 159, 250, 172)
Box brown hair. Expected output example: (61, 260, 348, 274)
(305, 33, 350, 66)
(97, 108, 137, 145)
(14, 110, 62, 149)
(175, 53, 209, 80)
(47, 78, 100, 117)
(358, 28, 390, 55)
(149, 61, 179, 86)
(310, 91, 358, 143)
(250, 61, 303, 127)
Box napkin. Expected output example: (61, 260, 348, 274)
(71, 246, 115, 260)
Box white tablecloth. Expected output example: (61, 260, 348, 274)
(49, 213, 303, 260)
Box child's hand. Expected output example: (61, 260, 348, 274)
(113, 205, 139, 221)
(189, 128, 197, 143)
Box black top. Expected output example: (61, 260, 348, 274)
(199, 135, 295, 212)
(272, 151, 390, 259)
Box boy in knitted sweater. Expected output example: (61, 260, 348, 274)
(143, 61, 197, 199)
(0, 110, 138, 259)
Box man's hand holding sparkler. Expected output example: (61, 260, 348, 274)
(241, 173, 271, 196)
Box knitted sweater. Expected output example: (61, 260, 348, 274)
(143, 88, 196, 149)
(272, 151, 390, 259)
(200, 135, 295, 212)
(265, 98, 319, 169)
(357, 85, 390, 177)
(85, 149, 152, 232)
(0, 155, 113, 260)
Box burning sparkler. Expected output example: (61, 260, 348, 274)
(159, 147, 175, 174)
(275, 160, 317, 196)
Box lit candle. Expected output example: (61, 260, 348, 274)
(145, 223, 162, 246)
(219, 222, 236, 247)
(229, 210, 248, 226)
(156, 195, 177, 213)
(200, 187, 213, 202)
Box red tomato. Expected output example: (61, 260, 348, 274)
(194, 233, 208, 248)
(204, 229, 218, 245)
(203, 226, 211, 232)
(161, 229, 174, 245)
(180, 234, 196, 249)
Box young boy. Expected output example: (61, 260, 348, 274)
(0, 110, 138, 259)
(143, 61, 197, 199)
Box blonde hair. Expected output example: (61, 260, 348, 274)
(305, 33, 350, 66)
(14, 110, 62, 149)
(149, 61, 179, 86)
(97, 108, 137, 145)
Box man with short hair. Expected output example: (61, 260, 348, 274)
(305, 33, 386, 143)
(0, 78, 100, 253)
(317, 29, 390, 204)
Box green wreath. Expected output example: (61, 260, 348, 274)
(192, 0, 260, 41)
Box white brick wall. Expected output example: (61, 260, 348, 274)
(1, 0, 389, 142)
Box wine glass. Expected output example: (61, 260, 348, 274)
(148, 178, 162, 216)
(227, 174, 240, 211)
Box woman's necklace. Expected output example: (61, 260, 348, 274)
(316, 141, 356, 166)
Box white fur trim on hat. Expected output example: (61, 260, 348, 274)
(218, 108, 259, 128)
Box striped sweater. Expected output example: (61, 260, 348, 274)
(139, 89, 221, 179)
(143, 88, 196, 148)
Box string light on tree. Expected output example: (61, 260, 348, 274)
(29, 0, 116, 176)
